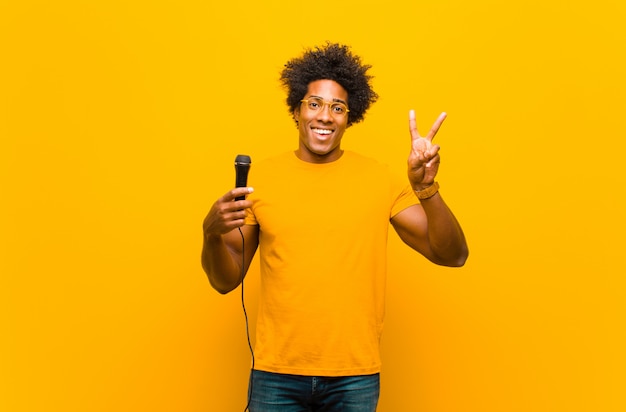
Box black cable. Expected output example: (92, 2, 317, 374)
(239, 227, 255, 412)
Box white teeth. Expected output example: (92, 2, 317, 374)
(313, 128, 332, 135)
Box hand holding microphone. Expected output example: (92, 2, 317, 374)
(203, 155, 253, 237)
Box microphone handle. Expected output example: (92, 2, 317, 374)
(235, 166, 250, 201)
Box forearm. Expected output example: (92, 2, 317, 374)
(419, 193, 468, 266)
(201, 233, 244, 294)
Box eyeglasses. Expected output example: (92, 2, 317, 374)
(300, 97, 350, 117)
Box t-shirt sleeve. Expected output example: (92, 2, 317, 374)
(244, 207, 257, 225)
(390, 181, 420, 218)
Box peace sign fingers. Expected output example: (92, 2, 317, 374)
(410, 110, 447, 142)
(407, 110, 447, 188)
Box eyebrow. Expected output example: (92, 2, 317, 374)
(309, 95, 348, 105)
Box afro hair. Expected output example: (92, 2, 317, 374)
(280, 42, 378, 127)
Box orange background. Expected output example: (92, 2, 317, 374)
(1, 1, 625, 411)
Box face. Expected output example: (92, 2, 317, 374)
(294, 79, 349, 163)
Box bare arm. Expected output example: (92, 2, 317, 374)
(201, 187, 259, 294)
(391, 110, 468, 267)
(391, 198, 467, 267)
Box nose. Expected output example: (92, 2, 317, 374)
(316, 103, 333, 122)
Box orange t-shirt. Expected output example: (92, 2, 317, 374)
(244, 151, 418, 376)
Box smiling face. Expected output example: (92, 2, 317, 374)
(294, 79, 349, 164)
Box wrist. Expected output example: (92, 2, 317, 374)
(204, 231, 224, 243)
(414, 181, 439, 200)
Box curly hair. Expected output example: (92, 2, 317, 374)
(280, 42, 378, 127)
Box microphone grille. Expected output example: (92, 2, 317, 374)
(235, 154, 251, 165)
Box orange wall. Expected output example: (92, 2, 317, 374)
(1, 1, 625, 411)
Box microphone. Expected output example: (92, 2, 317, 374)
(234, 154, 252, 201)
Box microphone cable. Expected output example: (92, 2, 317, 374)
(238, 227, 255, 412)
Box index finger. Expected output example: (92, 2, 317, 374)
(408, 109, 421, 140)
(223, 187, 254, 202)
(426, 112, 447, 141)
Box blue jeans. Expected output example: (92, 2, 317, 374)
(248, 370, 380, 412)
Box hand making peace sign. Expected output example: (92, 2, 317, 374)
(407, 110, 447, 191)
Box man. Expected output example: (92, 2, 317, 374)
(202, 43, 468, 411)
